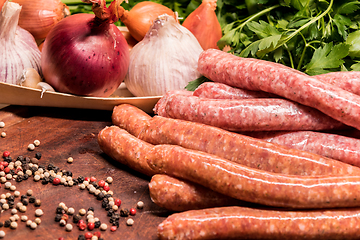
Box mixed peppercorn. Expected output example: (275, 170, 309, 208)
(0, 132, 145, 239)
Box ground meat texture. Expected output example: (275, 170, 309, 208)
(154, 93, 345, 132)
(97, 126, 156, 177)
(147, 144, 360, 209)
(314, 71, 360, 96)
(157, 206, 360, 240)
(110, 104, 360, 176)
(197, 49, 360, 131)
(149, 174, 249, 212)
(255, 130, 360, 168)
(153, 90, 193, 117)
(112, 104, 152, 137)
(193, 82, 277, 99)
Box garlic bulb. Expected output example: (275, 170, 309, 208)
(124, 13, 203, 97)
(0, 1, 41, 85)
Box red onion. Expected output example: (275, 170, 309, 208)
(41, 0, 129, 97)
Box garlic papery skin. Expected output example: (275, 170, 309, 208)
(124, 13, 203, 97)
(0, 1, 41, 85)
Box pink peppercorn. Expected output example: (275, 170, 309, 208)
(84, 232, 92, 239)
(77, 219, 84, 227)
(98, 180, 105, 187)
(2, 162, 8, 167)
(103, 185, 110, 191)
(4, 167, 10, 174)
(93, 231, 101, 238)
(110, 226, 117, 232)
(130, 208, 136, 216)
(53, 178, 61, 185)
(87, 222, 95, 231)
(78, 222, 87, 231)
(58, 238, 64, 240)
(90, 177, 96, 182)
(115, 199, 121, 207)
(2, 151, 10, 158)
(0, 165, 4, 171)
(84, 177, 90, 182)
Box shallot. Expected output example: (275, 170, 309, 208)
(41, 0, 130, 97)
(182, 0, 222, 50)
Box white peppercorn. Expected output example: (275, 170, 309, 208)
(0, 230, 5, 238)
(137, 201, 144, 209)
(27, 189, 33, 196)
(34, 218, 41, 225)
(33, 140, 40, 147)
(65, 223, 73, 231)
(67, 157, 74, 163)
(1, 132, 6, 138)
(26, 220, 32, 226)
(21, 215, 28, 222)
(10, 221, 17, 229)
(33, 175, 41, 181)
(0, 122, 5, 128)
(67, 207, 75, 215)
(11, 209, 17, 215)
(106, 176, 113, 184)
(28, 143, 35, 151)
(126, 218, 134, 226)
(19, 206, 27, 213)
(4, 182, 11, 189)
(79, 208, 86, 216)
(59, 219, 66, 226)
(100, 223, 107, 231)
(30, 222, 37, 229)
(10, 185, 16, 191)
(35, 209, 43, 217)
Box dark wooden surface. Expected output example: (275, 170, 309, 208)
(0, 105, 170, 240)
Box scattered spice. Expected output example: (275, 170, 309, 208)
(35, 208, 44, 217)
(1, 132, 6, 138)
(65, 223, 73, 231)
(137, 201, 144, 209)
(126, 218, 134, 226)
(0, 122, 5, 128)
(33, 140, 40, 147)
(67, 157, 73, 164)
(28, 144, 35, 151)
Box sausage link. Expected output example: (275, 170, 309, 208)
(112, 104, 151, 137)
(110, 104, 360, 176)
(198, 49, 360, 130)
(154, 92, 345, 131)
(149, 174, 247, 212)
(256, 131, 360, 168)
(147, 144, 360, 208)
(193, 82, 277, 99)
(153, 90, 193, 117)
(315, 71, 360, 96)
(158, 206, 360, 240)
(97, 126, 156, 176)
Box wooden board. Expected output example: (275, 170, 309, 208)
(0, 105, 170, 239)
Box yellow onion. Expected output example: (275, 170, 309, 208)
(117, 1, 176, 42)
(11, 0, 70, 40)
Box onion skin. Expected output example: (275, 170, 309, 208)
(182, 0, 222, 50)
(41, 13, 130, 97)
(12, 0, 70, 40)
(118, 1, 176, 42)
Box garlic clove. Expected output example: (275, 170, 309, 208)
(18, 68, 42, 88)
(36, 82, 55, 98)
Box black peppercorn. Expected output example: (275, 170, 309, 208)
(30, 166, 37, 173)
(105, 204, 111, 211)
(35, 152, 41, 160)
(34, 199, 41, 207)
(94, 221, 101, 228)
(0, 222, 3, 227)
(66, 171, 72, 177)
(8, 195, 14, 202)
(9, 169, 15, 175)
(120, 208, 129, 217)
(112, 220, 119, 227)
(22, 174, 29, 180)
(113, 213, 120, 220)
(97, 192, 105, 200)
(15, 176, 23, 182)
(38, 164, 45, 170)
(4, 156, 12, 163)
(47, 163, 55, 170)
(91, 182, 99, 189)
(78, 235, 86, 240)
(73, 214, 82, 223)
(29, 196, 36, 203)
(56, 206, 64, 214)
(48, 176, 55, 183)
(21, 198, 29, 206)
(54, 214, 62, 222)
(104, 194, 111, 199)
(17, 156, 24, 162)
(77, 176, 85, 183)
(107, 209, 114, 217)
(87, 207, 94, 212)
(25, 157, 31, 163)
(4, 220, 10, 227)
(21, 195, 27, 200)
(41, 179, 49, 185)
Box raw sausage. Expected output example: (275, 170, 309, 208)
(193, 82, 277, 99)
(147, 144, 360, 208)
(149, 174, 248, 212)
(198, 49, 360, 130)
(154, 92, 345, 131)
(315, 71, 360, 96)
(97, 125, 156, 177)
(112, 104, 152, 137)
(153, 90, 193, 117)
(255, 130, 360, 168)
(158, 206, 360, 240)
(114, 104, 360, 176)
